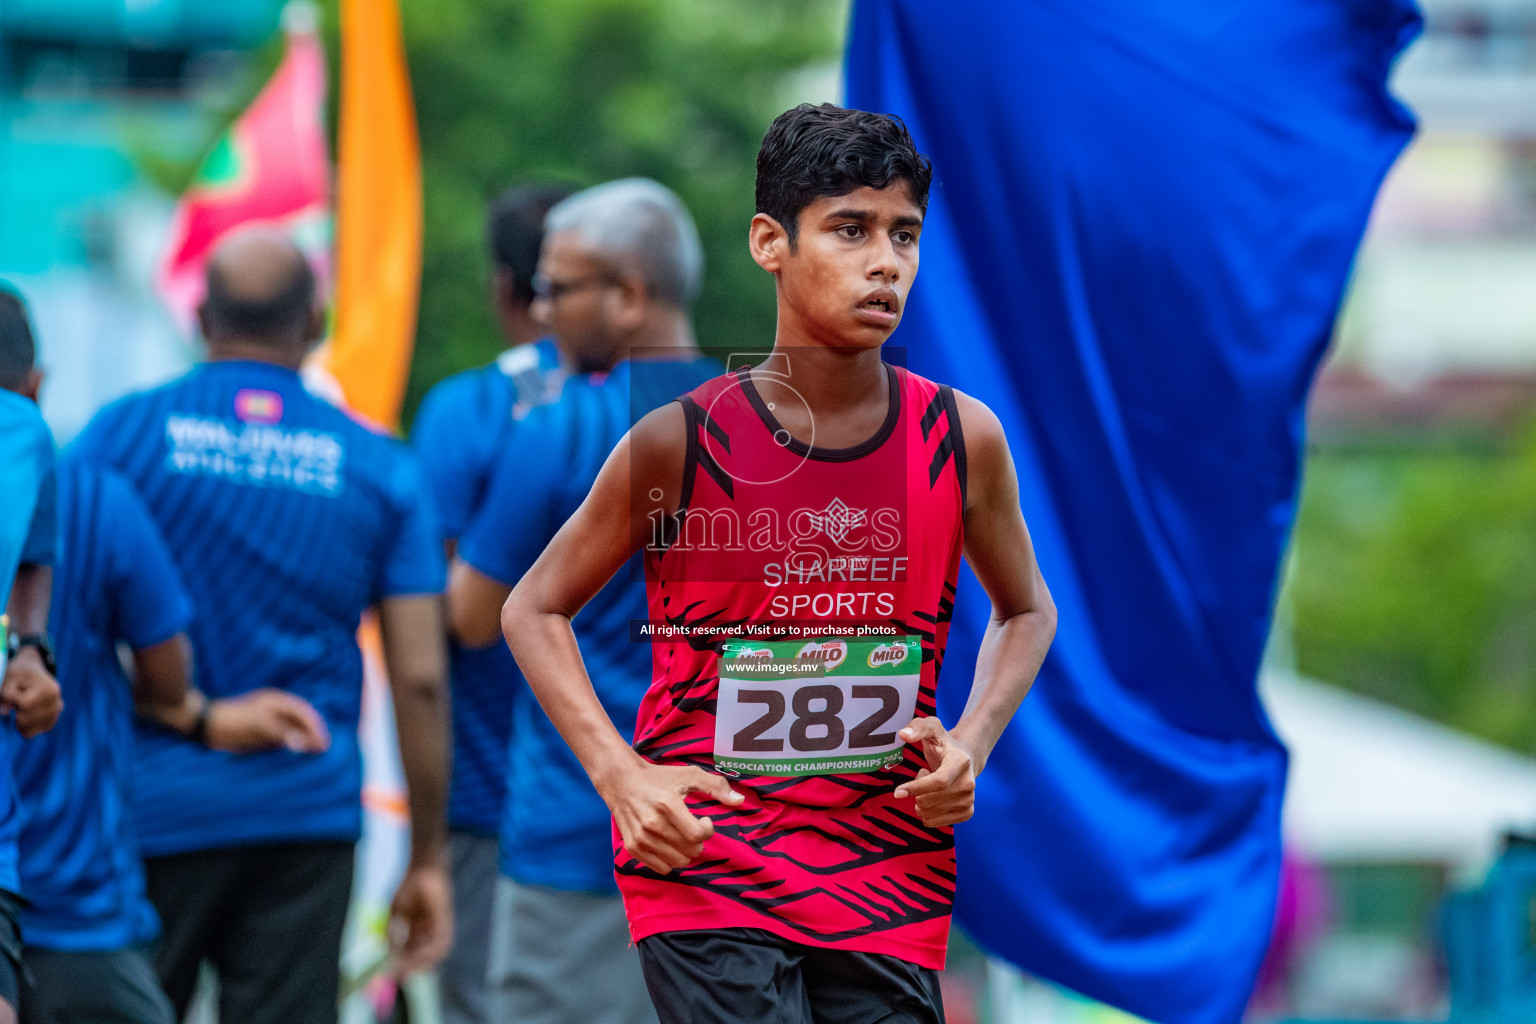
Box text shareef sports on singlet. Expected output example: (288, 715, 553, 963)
(714, 637, 921, 777)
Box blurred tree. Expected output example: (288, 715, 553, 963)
(400, 0, 847, 419)
(1282, 424, 1536, 753)
(142, 0, 848, 421)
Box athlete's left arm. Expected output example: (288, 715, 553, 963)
(896, 391, 1056, 828)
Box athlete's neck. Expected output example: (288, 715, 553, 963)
(762, 344, 886, 410)
(205, 340, 306, 371)
(751, 345, 890, 451)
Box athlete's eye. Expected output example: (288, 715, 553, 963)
(892, 231, 916, 246)
(837, 224, 864, 239)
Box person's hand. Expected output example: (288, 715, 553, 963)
(1, 649, 62, 738)
(893, 717, 976, 828)
(388, 861, 453, 977)
(205, 689, 330, 754)
(602, 762, 743, 874)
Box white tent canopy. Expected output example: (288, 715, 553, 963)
(1261, 670, 1536, 873)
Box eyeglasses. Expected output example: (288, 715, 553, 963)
(531, 272, 617, 303)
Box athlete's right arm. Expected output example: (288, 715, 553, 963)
(502, 402, 743, 875)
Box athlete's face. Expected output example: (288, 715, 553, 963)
(750, 183, 922, 350)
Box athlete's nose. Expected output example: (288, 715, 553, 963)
(867, 233, 900, 282)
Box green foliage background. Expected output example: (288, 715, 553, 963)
(403, 0, 847, 419)
(1281, 426, 1536, 753)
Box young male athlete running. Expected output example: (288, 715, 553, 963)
(504, 104, 1056, 1023)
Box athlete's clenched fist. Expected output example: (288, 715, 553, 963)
(603, 762, 744, 874)
(894, 716, 977, 828)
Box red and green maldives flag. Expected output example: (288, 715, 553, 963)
(157, 13, 330, 333)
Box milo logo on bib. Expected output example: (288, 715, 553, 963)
(798, 640, 846, 670)
(714, 636, 922, 777)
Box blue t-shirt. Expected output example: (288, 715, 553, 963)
(0, 390, 56, 588)
(71, 359, 446, 857)
(411, 339, 564, 835)
(459, 357, 719, 893)
(0, 391, 56, 895)
(16, 459, 192, 950)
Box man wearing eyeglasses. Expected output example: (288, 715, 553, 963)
(409, 182, 574, 1024)
(447, 178, 718, 1024)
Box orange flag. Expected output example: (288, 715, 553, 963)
(307, 0, 422, 433)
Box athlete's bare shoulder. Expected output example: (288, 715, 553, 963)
(948, 389, 1014, 515)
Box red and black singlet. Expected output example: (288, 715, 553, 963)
(623, 361, 968, 968)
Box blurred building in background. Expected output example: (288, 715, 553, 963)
(1325, 0, 1536, 399)
(1273, 1, 1536, 1021)
(0, 0, 283, 441)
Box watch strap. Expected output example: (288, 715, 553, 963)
(9, 633, 56, 676)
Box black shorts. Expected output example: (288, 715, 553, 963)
(145, 841, 355, 1024)
(638, 928, 945, 1024)
(0, 889, 24, 1012)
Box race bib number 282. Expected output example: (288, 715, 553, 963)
(713, 636, 922, 777)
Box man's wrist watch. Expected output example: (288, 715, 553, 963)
(7, 632, 57, 676)
(189, 695, 212, 746)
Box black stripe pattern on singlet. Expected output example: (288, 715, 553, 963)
(939, 385, 968, 508)
(925, 385, 968, 503)
(679, 396, 734, 501)
(919, 390, 944, 440)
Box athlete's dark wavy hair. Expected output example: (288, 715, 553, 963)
(755, 103, 933, 248)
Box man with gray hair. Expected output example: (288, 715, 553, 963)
(527, 176, 704, 375)
(445, 178, 718, 1024)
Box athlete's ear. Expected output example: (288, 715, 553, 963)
(749, 213, 790, 274)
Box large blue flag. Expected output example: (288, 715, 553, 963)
(846, 2, 1418, 1021)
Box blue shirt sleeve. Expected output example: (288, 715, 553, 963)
(377, 450, 448, 598)
(458, 418, 561, 588)
(410, 374, 497, 541)
(20, 454, 56, 567)
(100, 468, 194, 649)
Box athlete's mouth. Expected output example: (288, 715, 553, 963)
(858, 288, 900, 317)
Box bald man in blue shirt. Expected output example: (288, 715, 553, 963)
(72, 231, 452, 1024)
